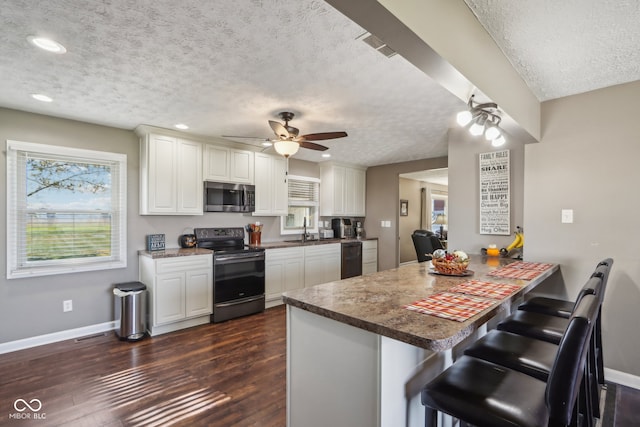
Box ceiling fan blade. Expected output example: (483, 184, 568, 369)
(222, 135, 270, 141)
(269, 120, 290, 139)
(299, 141, 329, 151)
(298, 131, 348, 141)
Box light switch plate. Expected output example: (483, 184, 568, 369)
(561, 209, 573, 223)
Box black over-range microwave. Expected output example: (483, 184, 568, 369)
(204, 181, 255, 212)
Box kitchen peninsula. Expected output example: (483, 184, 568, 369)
(282, 257, 558, 427)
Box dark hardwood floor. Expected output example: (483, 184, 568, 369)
(0, 306, 286, 427)
(1, 304, 638, 426)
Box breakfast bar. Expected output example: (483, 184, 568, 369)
(282, 257, 559, 427)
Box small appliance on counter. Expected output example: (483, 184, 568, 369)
(319, 228, 334, 239)
(179, 234, 197, 248)
(355, 221, 364, 239)
(332, 218, 354, 239)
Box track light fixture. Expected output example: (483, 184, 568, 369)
(456, 95, 505, 147)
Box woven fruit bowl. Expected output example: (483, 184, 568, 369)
(432, 257, 470, 275)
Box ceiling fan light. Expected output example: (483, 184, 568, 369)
(456, 110, 473, 126)
(274, 140, 299, 158)
(261, 141, 273, 147)
(469, 122, 485, 136)
(484, 125, 501, 141)
(491, 135, 506, 147)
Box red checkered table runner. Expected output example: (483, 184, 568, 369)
(448, 280, 523, 300)
(487, 268, 542, 280)
(505, 261, 554, 271)
(404, 292, 496, 322)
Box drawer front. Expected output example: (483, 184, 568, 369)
(304, 243, 340, 257)
(266, 247, 304, 262)
(156, 255, 212, 274)
(362, 248, 377, 264)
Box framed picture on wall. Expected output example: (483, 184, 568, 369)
(400, 199, 408, 216)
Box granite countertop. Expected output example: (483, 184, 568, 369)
(138, 247, 213, 258)
(282, 257, 558, 351)
(252, 237, 377, 250)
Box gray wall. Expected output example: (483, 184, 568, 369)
(0, 108, 306, 344)
(399, 178, 422, 263)
(523, 81, 640, 376)
(447, 126, 526, 254)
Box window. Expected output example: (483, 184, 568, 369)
(281, 175, 320, 235)
(6, 140, 127, 279)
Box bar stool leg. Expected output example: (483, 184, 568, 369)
(424, 407, 437, 427)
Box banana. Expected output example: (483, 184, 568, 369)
(515, 231, 524, 248)
(505, 232, 522, 252)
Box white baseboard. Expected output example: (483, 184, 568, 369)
(605, 367, 640, 390)
(0, 321, 116, 355)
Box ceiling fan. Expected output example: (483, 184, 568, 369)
(223, 111, 348, 157)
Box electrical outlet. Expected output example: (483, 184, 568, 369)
(63, 300, 73, 312)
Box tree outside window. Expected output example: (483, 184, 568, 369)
(6, 141, 127, 278)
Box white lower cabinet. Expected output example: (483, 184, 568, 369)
(304, 243, 341, 288)
(362, 239, 378, 275)
(139, 254, 213, 336)
(265, 243, 341, 307)
(265, 247, 305, 308)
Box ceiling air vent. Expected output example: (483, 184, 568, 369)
(357, 32, 397, 58)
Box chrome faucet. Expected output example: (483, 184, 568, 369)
(302, 217, 309, 242)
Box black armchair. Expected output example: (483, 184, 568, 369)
(411, 230, 437, 262)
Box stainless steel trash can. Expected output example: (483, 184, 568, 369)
(113, 281, 147, 341)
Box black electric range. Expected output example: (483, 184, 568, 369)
(194, 227, 265, 323)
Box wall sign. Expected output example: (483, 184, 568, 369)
(479, 150, 510, 235)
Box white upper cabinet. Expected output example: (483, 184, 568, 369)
(203, 144, 254, 184)
(140, 133, 203, 215)
(320, 163, 366, 217)
(254, 152, 288, 216)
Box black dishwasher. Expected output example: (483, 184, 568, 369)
(341, 241, 363, 279)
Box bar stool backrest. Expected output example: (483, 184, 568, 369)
(592, 258, 613, 302)
(570, 275, 603, 312)
(545, 294, 600, 425)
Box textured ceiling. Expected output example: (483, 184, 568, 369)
(0, 0, 462, 167)
(464, 0, 640, 101)
(1, 1, 638, 168)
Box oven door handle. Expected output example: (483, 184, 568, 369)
(216, 295, 264, 307)
(215, 252, 264, 264)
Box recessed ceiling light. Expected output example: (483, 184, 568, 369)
(261, 141, 273, 147)
(174, 124, 189, 130)
(27, 36, 67, 54)
(31, 93, 53, 102)
(322, 153, 331, 158)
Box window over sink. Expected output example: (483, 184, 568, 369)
(281, 175, 320, 235)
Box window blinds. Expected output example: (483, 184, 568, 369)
(6, 140, 127, 279)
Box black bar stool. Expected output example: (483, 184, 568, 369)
(463, 278, 603, 425)
(517, 258, 612, 386)
(421, 294, 600, 427)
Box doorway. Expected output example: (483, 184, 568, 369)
(398, 168, 448, 263)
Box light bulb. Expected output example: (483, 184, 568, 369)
(456, 111, 473, 126)
(469, 122, 485, 136)
(491, 136, 506, 147)
(485, 126, 501, 141)
(274, 140, 299, 158)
